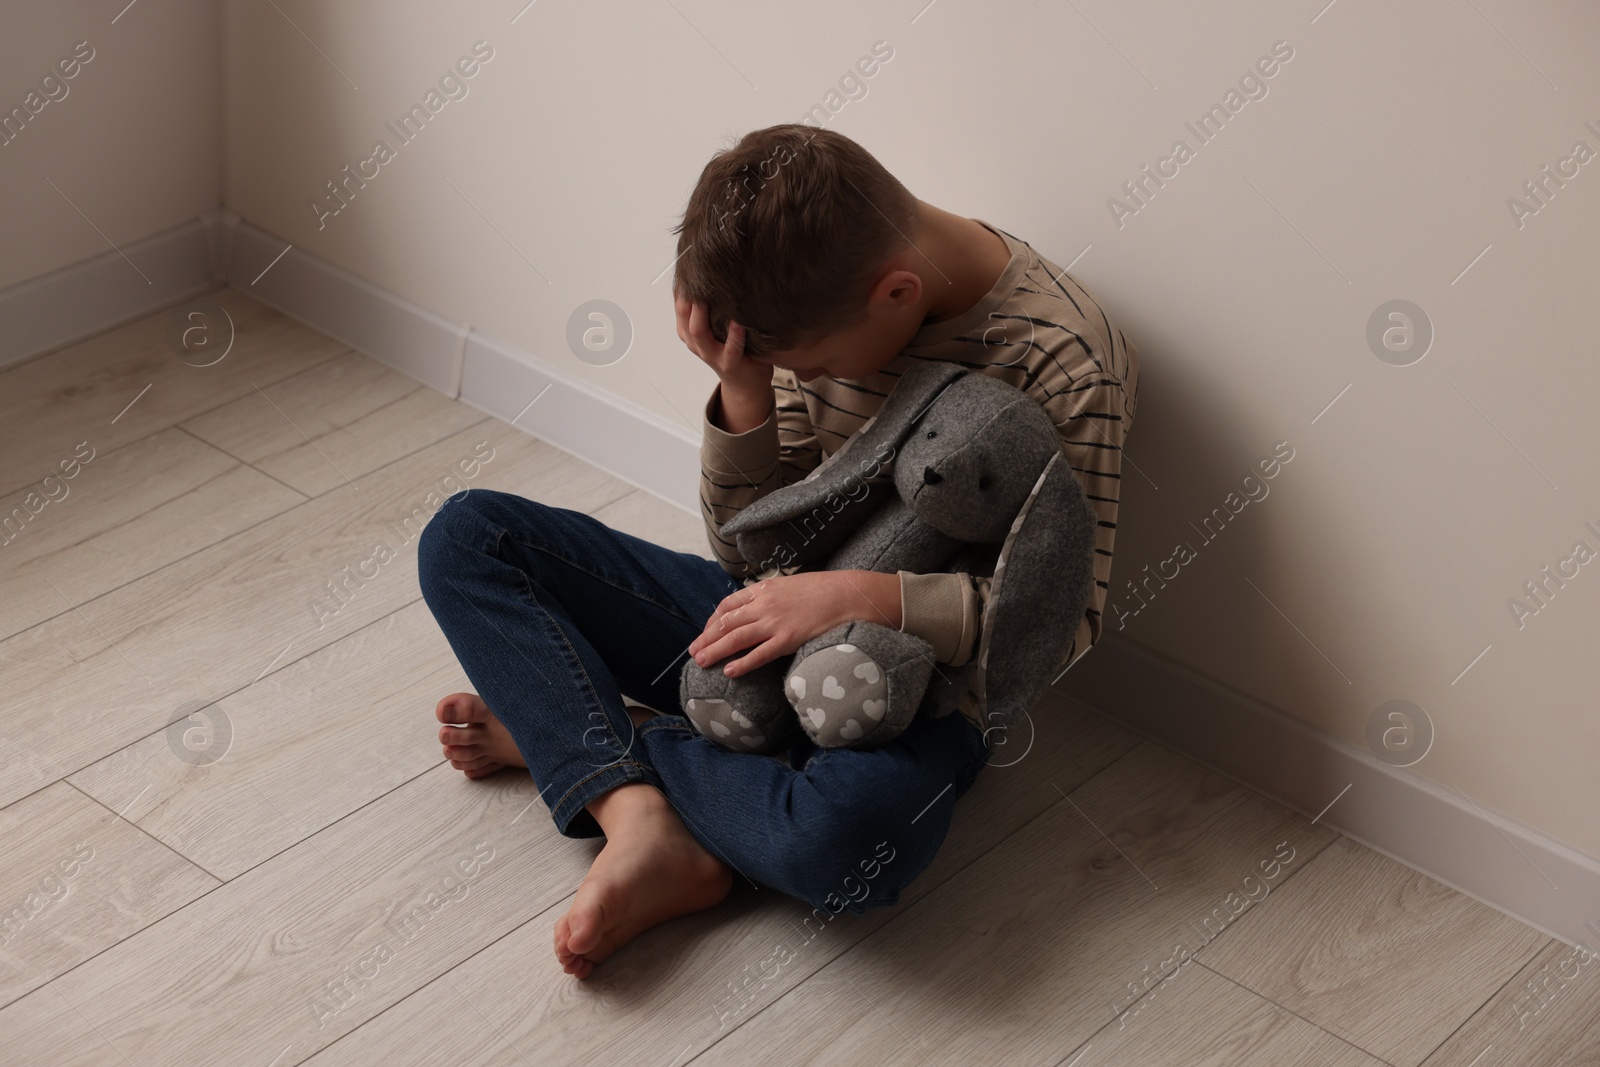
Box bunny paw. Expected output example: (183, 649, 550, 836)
(786, 642, 894, 748)
(679, 656, 802, 755)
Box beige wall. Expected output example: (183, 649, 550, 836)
(0, 0, 219, 291)
(0, 0, 1589, 871)
(219, 0, 1600, 862)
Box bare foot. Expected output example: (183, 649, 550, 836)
(436, 693, 526, 779)
(553, 783, 733, 979)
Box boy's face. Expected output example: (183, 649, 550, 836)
(747, 322, 885, 382)
(745, 266, 925, 383)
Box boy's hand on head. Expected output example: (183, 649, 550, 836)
(674, 292, 772, 394)
(688, 571, 902, 677)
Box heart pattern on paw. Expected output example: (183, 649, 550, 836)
(786, 642, 893, 744)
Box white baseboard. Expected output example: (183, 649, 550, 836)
(223, 218, 467, 399)
(1064, 632, 1600, 953)
(218, 216, 700, 514)
(0, 218, 218, 369)
(458, 331, 700, 515)
(11, 214, 1594, 950)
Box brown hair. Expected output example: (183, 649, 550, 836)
(671, 124, 919, 358)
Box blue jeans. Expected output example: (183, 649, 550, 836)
(416, 489, 991, 914)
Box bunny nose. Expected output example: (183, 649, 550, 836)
(922, 466, 942, 485)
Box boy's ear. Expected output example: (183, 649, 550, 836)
(720, 360, 967, 564)
(971, 449, 1097, 734)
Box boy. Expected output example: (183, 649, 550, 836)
(418, 124, 1139, 980)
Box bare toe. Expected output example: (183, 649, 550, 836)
(433, 692, 526, 775)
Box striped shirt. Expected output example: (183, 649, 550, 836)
(699, 218, 1140, 730)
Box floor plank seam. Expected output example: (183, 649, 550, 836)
(0, 756, 452, 1015)
(1411, 937, 1555, 1066)
(0, 408, 496, 677)
(60, 778, 227, 885)
(171, 423, 311, 503)
(0, 593, 431, 819)
(307, 883, 585, 1067)
(0, 335, 353, 502)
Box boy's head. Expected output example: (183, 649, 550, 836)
(672, 124, 926, 380)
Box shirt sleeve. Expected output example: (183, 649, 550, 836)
(897, 571, 982, 665)
(700, 368, 822, 579)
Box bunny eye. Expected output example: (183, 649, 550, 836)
(978, 476, 991, 490)
(924, 429, 937, 439)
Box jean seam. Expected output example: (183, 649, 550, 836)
(638, 716, 693, 737)
(552, 759, 657, 823)
(507, 549, 632, 757)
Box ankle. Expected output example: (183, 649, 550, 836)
(586, 782, 670, 835)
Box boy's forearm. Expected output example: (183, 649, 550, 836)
(712, 380, 774, 435)
(835, 570, 903, 630)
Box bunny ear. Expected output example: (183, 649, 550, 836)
(720, 361, 968, 565)
(972, 449, 1098, 734)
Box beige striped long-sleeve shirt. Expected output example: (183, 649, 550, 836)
(699, 219, 1140, 731)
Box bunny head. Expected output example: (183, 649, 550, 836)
(892, 371, 1066, 544)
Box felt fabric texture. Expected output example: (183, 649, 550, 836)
(679, 359, 1099, 752)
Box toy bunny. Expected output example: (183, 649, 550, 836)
(680, 359, 1098, 753)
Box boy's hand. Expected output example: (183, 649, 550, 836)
(689, 571, 903, 678)
(675, 292, 772, 395)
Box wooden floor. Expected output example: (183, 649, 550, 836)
(1, 291, 1594, 1066)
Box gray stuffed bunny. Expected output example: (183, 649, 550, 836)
(680, 359, 1098, 754)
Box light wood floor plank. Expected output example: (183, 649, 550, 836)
(68, 599, 466, 879)
(180, 351, 484, 497)
(1420, 936, 1600, 1065)
(689, 741, 1340, 1067)
(589, 488, 707, 557)
(0, 290, 347, 500)
(299, 692, 1141, 1067)
(0, 781, 217, 1008)
(1198, 835, 1549, 1066)
(0, 422, 633, 810)
(700, 960, 1388, 1067)
(0, 426, 305, 642)
(0, 763, 599, 1065)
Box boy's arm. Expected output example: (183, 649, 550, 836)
(700, 366, 823, 580)
(896, 372, 1133, 670)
